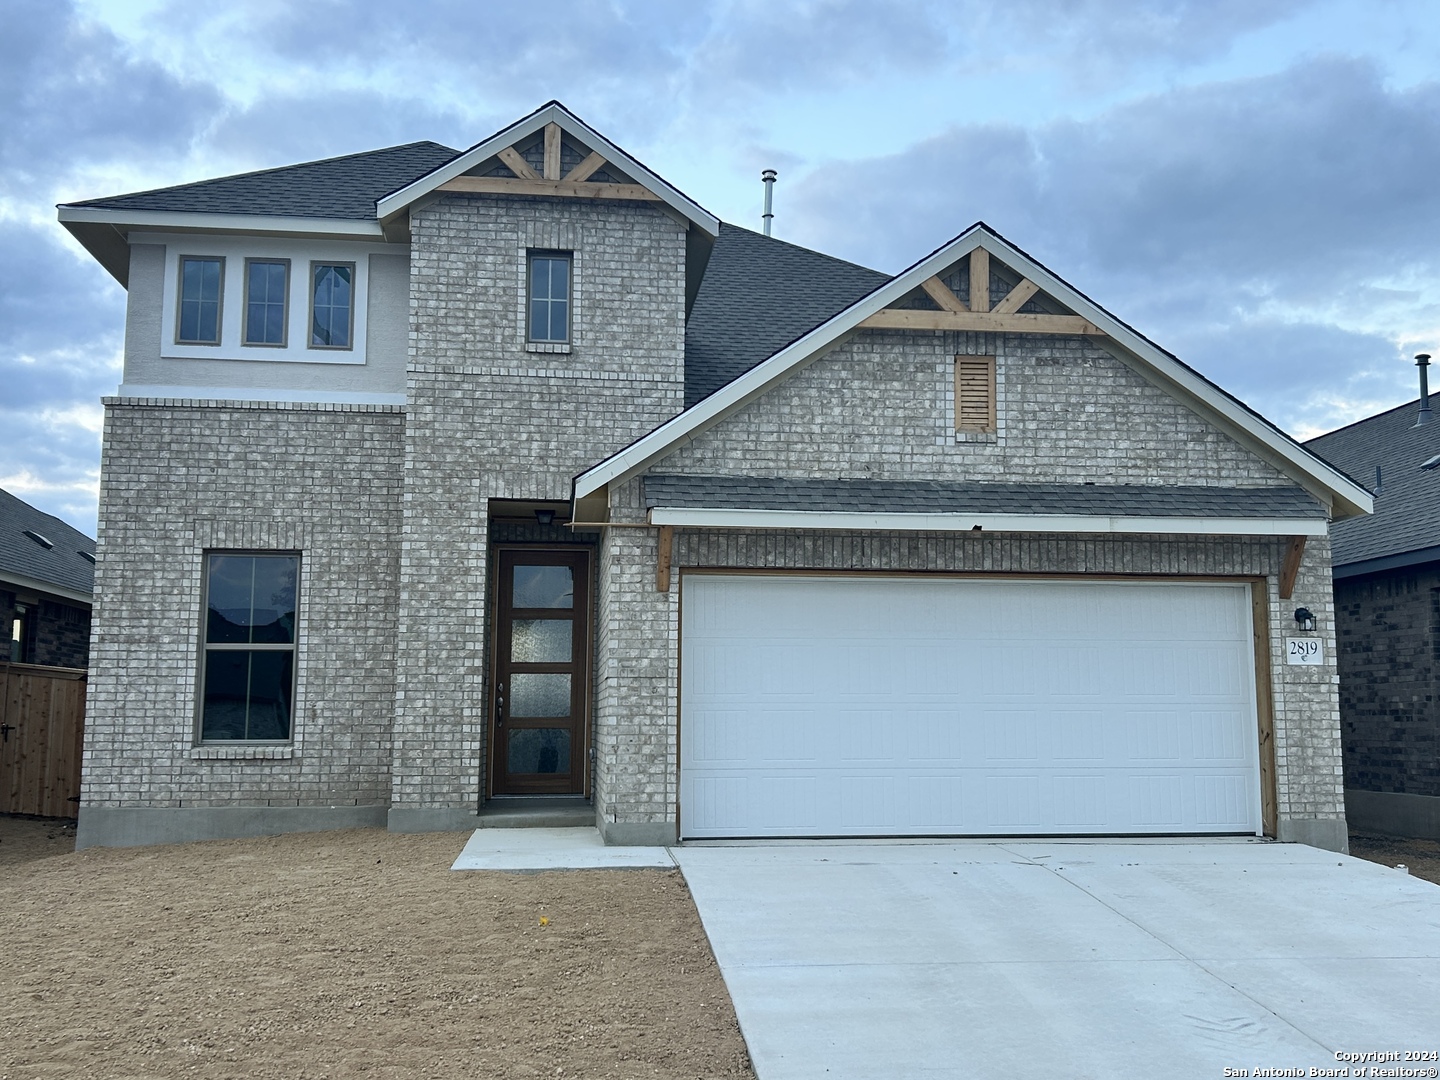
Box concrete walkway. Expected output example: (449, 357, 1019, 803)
(450, 827, 675, 870)
(672, 840, 1440, 1079)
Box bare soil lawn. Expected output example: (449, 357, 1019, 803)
(0, 816, 753, 1080)
(1348, 831, 1440, 886)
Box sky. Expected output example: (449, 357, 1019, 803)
(5, 0, 1440, 537)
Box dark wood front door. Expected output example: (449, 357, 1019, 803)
(491, 548, 590, 795)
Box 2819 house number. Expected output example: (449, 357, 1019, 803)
(1285, 637, 1324, 665)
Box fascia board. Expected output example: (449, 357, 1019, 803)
(57, 206, 385, 239)
(375, 104, 720, 236)
(576, 225, 1374, 517)
(0, 570, 93, 605)
(646, 507, 1331, 536)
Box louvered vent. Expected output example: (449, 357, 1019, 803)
(955, 355, 996, 433)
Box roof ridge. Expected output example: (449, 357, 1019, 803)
(64, 140, 461, 209)
(0, 488, 96, 546)
(718, 222, 890, 279)
(1305, 393, 1436, 444)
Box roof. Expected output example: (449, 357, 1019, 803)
(575, 223, 1375, 523)
(66, 141, 460, 220)
(0, 489, 96, 602)
(1305, 394, 1440, 572)
(684, 224, 889, 407)
(643, 475, 1325, 519)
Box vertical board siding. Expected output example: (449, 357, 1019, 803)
(1, 663, 86, 818)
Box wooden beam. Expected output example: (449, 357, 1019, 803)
(859, 309, 1105, 335)
(543, 123, 562, 181)
(1251, 580, 1279, 839)
(969, 248, 991, 313)
(920, 275, 968, 313)
(1279, 535, 1306, 600)
(656, 525, 674, 592)
(992, 278, 1040, 316)
(438, 176, 663, 202)
(497, 146, 540, 181)
(564, 150, 607, 183)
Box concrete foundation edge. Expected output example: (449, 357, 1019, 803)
(599, 818, 677, 846)
(76, 804, 387, 849)
(386, 807, 480, 833)
(1276, 815, 1349, 853)
(1345, 788, 1440, 841)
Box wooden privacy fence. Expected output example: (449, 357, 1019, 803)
(1, 662, 86, 818)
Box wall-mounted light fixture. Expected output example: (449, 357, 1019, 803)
(1293, 607, 1317, 632)
(535, 509, 555, 526)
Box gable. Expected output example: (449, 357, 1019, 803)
(574, 224, 1373, 521)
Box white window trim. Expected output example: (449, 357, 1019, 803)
(155, 233, 386, 365)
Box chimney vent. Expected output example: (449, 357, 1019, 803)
(761, 169, 777, 237)
(1416, 353, 1432, 427)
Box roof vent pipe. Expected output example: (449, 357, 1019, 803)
(761, 169, 777, 236)
(1417, 353, 1432, 428)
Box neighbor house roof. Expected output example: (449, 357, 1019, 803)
(576, 223, 1374, 523)
(66, 141, 460, 220)
(684, 224, 890, 407)
(1305, 394, 1440, 575)
(0, 489, 96, 604)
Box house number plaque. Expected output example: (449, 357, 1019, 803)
(1284, 637, 1324, 665)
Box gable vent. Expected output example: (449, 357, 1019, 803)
(955, 355, 997, 433)
(79, 550, 97, 564)
(23, 529, 54, 549)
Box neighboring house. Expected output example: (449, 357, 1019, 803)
(1306, 381, 1440, 840)
(58, 101, 1371, 853)
(1, 488, 95, 668)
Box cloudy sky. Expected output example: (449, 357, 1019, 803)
(5, 0, 1440, 535)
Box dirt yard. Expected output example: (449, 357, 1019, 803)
(0, 817, 753, 1080)
(1348, 831, 1440, 886)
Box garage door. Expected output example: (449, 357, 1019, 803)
(679, 575, 1262, 839)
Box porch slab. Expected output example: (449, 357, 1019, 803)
(450, 826, 676, 871)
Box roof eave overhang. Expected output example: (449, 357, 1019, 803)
(375, 102, 720, 238)
(573, 226, 1374, 519)
(645, 507, 1330, 536)
(0, 569, 93, 605)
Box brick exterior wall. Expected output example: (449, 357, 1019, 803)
(1335, 565, 1440, 798)
(83, 399, 404, 810)
(392, 194, 686, 813)
(2, 590, 91, 668)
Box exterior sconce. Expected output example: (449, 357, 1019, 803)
(535, 509, 556, 526)
(1293, 607, 1316, 632)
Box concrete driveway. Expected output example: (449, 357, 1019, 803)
(672, 840, 1440, 1079)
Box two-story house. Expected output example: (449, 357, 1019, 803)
(59, 102, 1370, 852)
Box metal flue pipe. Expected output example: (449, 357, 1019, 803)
(1417, 353, 1432, 428)
(761, 169, 777, 236)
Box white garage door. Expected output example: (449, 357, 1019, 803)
(680, 575, 1262, 839)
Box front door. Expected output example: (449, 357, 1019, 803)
(491, 548, 590, 795)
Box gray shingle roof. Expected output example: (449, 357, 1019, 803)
(643, 474, 1324, 519)
(0, 489, 96, 598)
(1305, 395, 1440, 569)
(67, 141, 460, 220)
(684, 223, 890, 407)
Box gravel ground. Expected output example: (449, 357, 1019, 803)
(0, 816, 753, 1080)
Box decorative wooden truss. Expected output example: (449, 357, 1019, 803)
(437, 123, 661, 203)
(860, 248, 1105, 335)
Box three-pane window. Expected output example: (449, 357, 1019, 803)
(177, 256, 224, 344)
(244, 259, 290, 346)
(310, 262, 354, 349)
(528, 252, 571, 343)
(200, 554, 299, 741)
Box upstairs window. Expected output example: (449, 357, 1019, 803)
(200, 553, 299, 741)
(176, 256, 224, 344)
(955, 354, 996, 433)
(528, 251, 571, 343)
(243, 258, 290, 346)
(310, 262, 354, 349)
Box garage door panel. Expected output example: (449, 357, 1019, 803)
(680, 576, 1262, 839)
